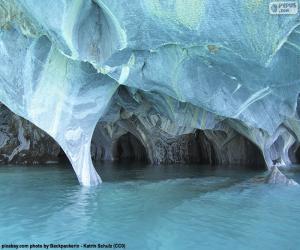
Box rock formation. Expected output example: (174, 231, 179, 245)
(265, 166, 299, 186)
(0, 0, 300, 185)
(0, 104, 61, 164)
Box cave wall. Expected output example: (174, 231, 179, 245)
(0, 99, 266, 168)
(89, 88, 267, 169)
(0, 104, 61, 164)
(0, 0, 300, 185)
(91, 120, 265, 168)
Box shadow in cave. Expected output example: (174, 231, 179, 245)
(296, 148, 300, 164)
(192, 130, 266, 171)
(98, 129, 266, 182)
(57, 147, 71, 164)
(112, 132, 149, 164)
(95, 132, 150, 177)
(91, 123, 267, 182)
(0, 102, 73, 167)
(292, 144, 300, 164)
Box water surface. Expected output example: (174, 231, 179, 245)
(0, 163, 299, 250)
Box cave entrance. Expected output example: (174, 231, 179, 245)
(57, 147, 70, 164)
(195, 129, 266, 170)
(112, 133, 149, 163)
(296, 147, 300, 164)
(292, 144, 300, 164)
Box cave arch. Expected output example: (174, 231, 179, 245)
(197, 129, 266, 169)
(112, 132, 149, 163)
(148, 129, 266, 169)
(0, 103, 72, 165)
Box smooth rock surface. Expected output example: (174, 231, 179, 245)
(0, 0, 300, 185)
(265, 166, 299, 186)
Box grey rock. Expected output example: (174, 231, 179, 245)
(0, 1, 300, 185)
(0, 104, 61, 164)
(265, 167, 299, 186)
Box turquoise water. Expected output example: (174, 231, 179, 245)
(0, 164, 300, 250)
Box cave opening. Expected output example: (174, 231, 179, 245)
(182, 130, 215, 165)
(296, 147, 300, 164)
(192, 129, 266, 170)
(57, 147, 70, 164)
(240, 138, 266, 170)
(112, 132, 149, 163)
(149, 129, 266, 170)
(292, 144, 300, 164)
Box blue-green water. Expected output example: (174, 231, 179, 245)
(0, 163, 300, 250)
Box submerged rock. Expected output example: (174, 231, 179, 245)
(265, 167, 299, 186)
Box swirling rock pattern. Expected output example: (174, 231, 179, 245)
(0, 0, 300, 185)
(0, 104, 61, 164)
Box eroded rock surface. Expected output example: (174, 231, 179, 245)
(0, 0, 300, 185)
(265, 167, 299, 186)
(0, 104, 61, 164)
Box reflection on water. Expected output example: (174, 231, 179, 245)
(0, 163, 299, 250)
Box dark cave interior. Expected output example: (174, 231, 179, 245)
(112, 132, 149, 163)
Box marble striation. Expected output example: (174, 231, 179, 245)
(0, 0, 300, 185)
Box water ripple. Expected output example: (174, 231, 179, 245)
(0, 164, 299, 249)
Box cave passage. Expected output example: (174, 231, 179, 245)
(293, 144, 300, 164)
(57, 147, 70, 164)
(191, 130, 266, 170)
(112, 133, 149, 163)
